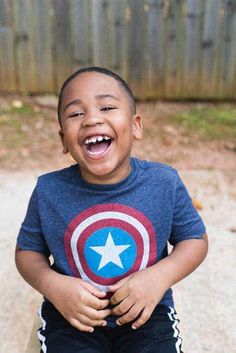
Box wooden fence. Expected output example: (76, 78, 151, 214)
(0, 0, 236, 99)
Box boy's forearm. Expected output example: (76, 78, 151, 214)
(150, 233, 208, 289)
(15, 247, 62, 301)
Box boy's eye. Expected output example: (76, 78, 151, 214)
(101, 106, 116, 112)
(68, 111, 84, 118)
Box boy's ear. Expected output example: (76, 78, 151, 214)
(132, 114, 143, 140)
(58, 130, 69, 154)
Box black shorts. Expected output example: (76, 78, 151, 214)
(38, 301, 183, 353)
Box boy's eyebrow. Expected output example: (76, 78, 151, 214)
(63, 99, 82, 112)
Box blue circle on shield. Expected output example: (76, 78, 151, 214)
(84, 227, 137, 278)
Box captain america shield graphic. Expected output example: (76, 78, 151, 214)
(64, 204, 157, 292)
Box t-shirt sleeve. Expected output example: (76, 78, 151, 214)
(17, 184, 50, 256)
(169, 173, 206, 245)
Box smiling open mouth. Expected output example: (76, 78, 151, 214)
(83, 135, 113, 156)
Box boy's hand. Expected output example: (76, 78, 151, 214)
(109, 235, 208, 329)
(15, 249, 111, 333)
(50, 275, 111, 332)
(109, 267, 167, 329)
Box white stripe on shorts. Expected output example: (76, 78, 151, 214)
(168, 306, 183, 353)
(37, 304, 47, 353)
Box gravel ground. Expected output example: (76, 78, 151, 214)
(0, 168, 236, 353)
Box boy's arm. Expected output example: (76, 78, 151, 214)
(109, 234, 208, 329)
(15, 247, 111, 332)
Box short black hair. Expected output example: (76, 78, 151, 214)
(57, 66, 136, 126)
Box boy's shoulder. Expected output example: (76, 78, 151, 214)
(135, 158, 178, 179)
(37, 165, 77, 186)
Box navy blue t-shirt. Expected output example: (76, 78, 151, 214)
(17, 158, 206, 322)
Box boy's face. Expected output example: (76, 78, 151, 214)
(59, 72, 143, 184)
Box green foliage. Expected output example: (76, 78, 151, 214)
(0, 103, 33, 148)
(175, 105, 236, 140)
(0, 102, 34, 116)
(0, 101, 51, 149)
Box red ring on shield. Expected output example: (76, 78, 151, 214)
(64, 203, 157, 288)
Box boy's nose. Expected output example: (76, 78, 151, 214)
(81, 114, 104, 127)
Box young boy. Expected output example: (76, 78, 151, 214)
(16, 67, 208, 353)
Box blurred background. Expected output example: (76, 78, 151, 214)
(0, 1, 236, 353)
(1, 0, 236, 99)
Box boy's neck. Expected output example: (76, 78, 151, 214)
(79, 160, 132, 185)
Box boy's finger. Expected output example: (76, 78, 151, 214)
(110, 287, 128, 305)
(77, 313, 107, 328)
(81, 281, 107, 298)
(116, 304, 142, 326)
(111, 297, 133, 316)
(88, 296, 110, 310)
(83, 306, 111, 320)
(131, 307, 152, 329)
(69, 318, 94, 333)
(108, 276, 130, 292)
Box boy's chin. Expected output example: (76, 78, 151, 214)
(81, 163, 128, 185)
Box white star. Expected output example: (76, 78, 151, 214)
(90, 232, 131, 271)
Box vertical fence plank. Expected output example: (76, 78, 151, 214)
(200, 0, 222, 98)
(11, 0, 38, 92)
(0, 0, 17, 91)
(70, 0, 91, 71)
(91, 0, 129, 78)
(184, 0, 203, 97)
(165, 0, 185, 98)
(30, 0, 55, 93)
(231, 1, 236, 99)
(145, 0, 165, 98)
(128, 0, 149, 97)
(110, 0, 129, 78)
(53, 0, 73, 91)
(91, 0, 116, 68)
(219, 0, 236, 99)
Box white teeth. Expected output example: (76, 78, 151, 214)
(84, 135, 111, 145)
(87, 150, 103, 156)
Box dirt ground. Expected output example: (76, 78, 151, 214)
(0, 97, 236, 353)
